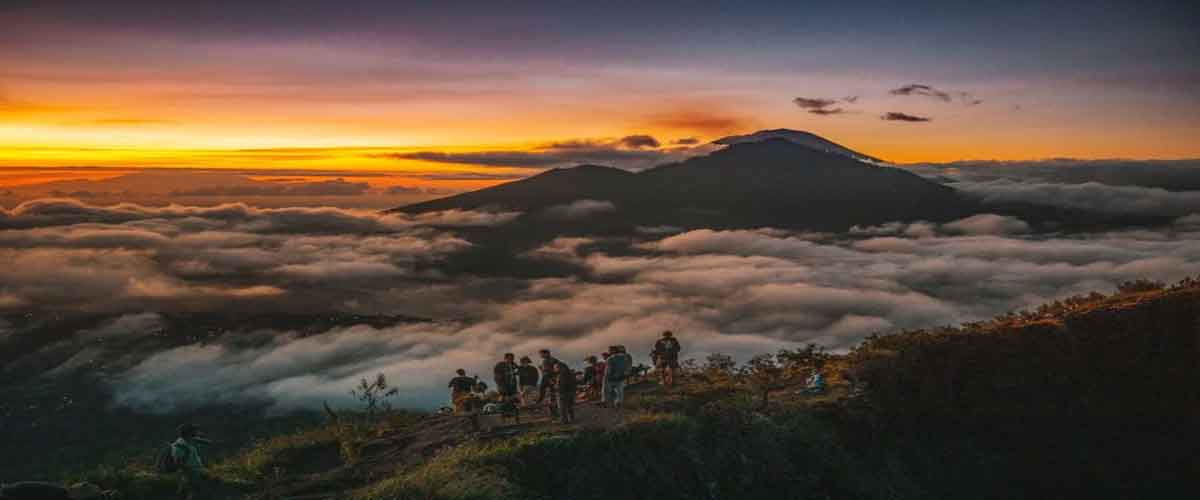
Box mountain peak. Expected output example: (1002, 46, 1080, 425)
(713, 129, 882, 164)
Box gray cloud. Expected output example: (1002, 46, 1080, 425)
(881, 112, 931, 122)
(793, 96, 845, 115)
(890, 84, 981, 106)
(949, 179, 1200, 217)
(890, 83, 951, 101)
(617, 135, 661, 149)
(542, 199, 616, 219)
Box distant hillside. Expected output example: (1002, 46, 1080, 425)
(64, 277, 1199, 499)
(395, 134, 979, 231)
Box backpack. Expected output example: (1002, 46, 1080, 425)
(155, 443, 180, 473)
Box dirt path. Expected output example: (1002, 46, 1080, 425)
(272, 381, 663, 499)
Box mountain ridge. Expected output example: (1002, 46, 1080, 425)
(393, 132, 975, 231)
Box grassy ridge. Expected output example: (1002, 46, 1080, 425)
(61, 277, 1200, 499)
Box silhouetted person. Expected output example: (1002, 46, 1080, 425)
(0, 482, 103, 500)
(604, 345, 633, 409)
(582, 355, 600, 400)
(493, 353, 519, 399)
(553, 362, 577, 424)
(536, 349, 562, 418)
(448, 369, 475, 414)
(652, 331, 682, 387)
(172, 423, 213, 500)
(517, 356, 540, 405)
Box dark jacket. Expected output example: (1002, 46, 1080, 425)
(448, 376, 474, 394)
(493, 361, 518, 387)
(538, 356, 561, 399)
(556, 365, 578, 394)
(653, 337, 682, 361)
(582, 365, 597, 386)
(517, 364, 539, 387)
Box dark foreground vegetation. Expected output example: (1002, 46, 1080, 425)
(34, 278, 1200, 498)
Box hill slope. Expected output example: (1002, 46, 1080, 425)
(70, 277, 1200, 499)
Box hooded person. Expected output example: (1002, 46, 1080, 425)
(172, 423, 213, 500)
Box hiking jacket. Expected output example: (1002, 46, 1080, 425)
(448, 376, 475, 394)
(605, 352, 632, 381)
(517, 364, 539, 387)
(595, 360, 607, 382)
(582, 365, 597, 386)
(653, 337, 682, 361)
(171, 437, 208, 470)
(556, 365, 578, 394)
(493, 360, 519, 387)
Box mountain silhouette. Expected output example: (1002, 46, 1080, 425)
(396, 130, 977, 231)
(712, 128, 883, 163)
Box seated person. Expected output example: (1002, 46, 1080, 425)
(799, 370, 826, 394)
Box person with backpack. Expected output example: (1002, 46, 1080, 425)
(581, 356, 600, 400)
(0, 482, 104, 500)
(604, 345, 633, 409)
(169, 423, 212, 500)
(448, 369, 475, 414)
(552, 361, 577, 424)
(517, 356, 540, 405)
(651, 331, 682, 387)
(493, 353, 520, 399)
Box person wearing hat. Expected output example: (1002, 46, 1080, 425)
(0, 482, 104, 500)
(172, 423, 213, 500)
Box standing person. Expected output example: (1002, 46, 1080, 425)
(448, 369, 475, 414)
(597, 352, 610, 405)
(172, 423, 213, 500)
(553, 362, 578, 424)
(517, 356, 540, 406)
(493, 353, 520, 400)
(581, 356, 599, 400)
(652, 331, 682, 387)
(536, 349, 561, 419)
(604, 345, 633, 409)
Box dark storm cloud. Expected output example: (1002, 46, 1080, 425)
(618, 135, 661, 149)
(172, 178, 370, 196)
(881, 112, 931, 122)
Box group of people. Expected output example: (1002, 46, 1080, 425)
(448, 331, 684, 424)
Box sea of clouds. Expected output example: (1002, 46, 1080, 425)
(2, 184, 1200, 412)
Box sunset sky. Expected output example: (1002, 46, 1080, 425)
(2, 0, 1197, 190)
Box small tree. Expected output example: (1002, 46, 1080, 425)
(738, 354, 785, 409)
(702, 352, 738, 386)
(351, 373, 399, 425)
(776, 345, 829, 381)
